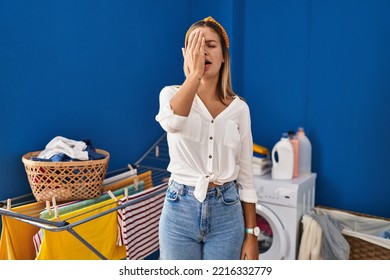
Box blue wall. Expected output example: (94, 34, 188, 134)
(244, 0, 390, 217)
(1, 1, 389, 218)
(0, 0, 191, 198)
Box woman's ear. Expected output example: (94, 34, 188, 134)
(182, 48, 186, 59)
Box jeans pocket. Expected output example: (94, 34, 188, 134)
(221, 185, 240, 206)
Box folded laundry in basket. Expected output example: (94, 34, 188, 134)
(31, 136, 106, 162)
(36, 136, 88, 160)
(379, 230, 390, 239)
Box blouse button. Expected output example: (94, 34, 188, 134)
(209, 136, 213, 140)
(211, 120, 214, 123)
(209, 155, 212, 159)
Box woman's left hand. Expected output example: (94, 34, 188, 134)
(241, 235, 259, 260)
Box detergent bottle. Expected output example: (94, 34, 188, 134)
(271, 133, 294, 180)
(288, 131, 300, 178)
(297, 127, 312, 176)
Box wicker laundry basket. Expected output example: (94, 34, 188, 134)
(343, 213, 389, 260)
(22, 149, 109, 202)
(316, 206, 390, 260)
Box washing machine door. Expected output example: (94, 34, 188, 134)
(256, 203, 289, 260)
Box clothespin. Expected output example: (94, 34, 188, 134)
(124, 187, 128, 200)
(46, 201, 52, 216)
(6, 198, 11, 210)
(127, 164, 134, 171)
(52, 196, 59, 220)
(107, 190, 118, 202)
(134, 177, 139, 191)
(155, 145, 159, 157)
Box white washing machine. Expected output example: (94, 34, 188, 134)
(254, 173, 316, 260)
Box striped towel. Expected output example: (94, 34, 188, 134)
(117, 183, 167, 260)
(32, 229, 44, 256)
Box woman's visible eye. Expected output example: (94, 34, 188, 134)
(207, 44, 216, 48)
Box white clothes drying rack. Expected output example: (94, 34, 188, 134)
(0, 133, 170, 260)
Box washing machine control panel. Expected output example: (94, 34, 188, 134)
(254, 174, 316, 207)
(256, 185, 297, 206)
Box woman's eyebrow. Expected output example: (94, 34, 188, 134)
(205, 39, 217, 44)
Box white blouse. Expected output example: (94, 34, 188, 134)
(155, 86, 257, 203)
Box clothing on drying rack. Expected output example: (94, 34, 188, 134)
(0, 202, 45, 260)
(39, 181, 145, 219)
(32, 228, 43, 256)
(103, 170, 152, 193)
(1, 169, 158, 260)
(1, 133, 172, 260)
(34, 172, 160, 259)
(117, 182, 167, 260)
(35, 197, 126, 260)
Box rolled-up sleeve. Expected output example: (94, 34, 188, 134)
(237, 105, 258, 203)
(155, 86, 188, 133)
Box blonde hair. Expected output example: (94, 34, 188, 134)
(184, 17, 236, 103)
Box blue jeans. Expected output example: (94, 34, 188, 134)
(159, 180, 245, 260)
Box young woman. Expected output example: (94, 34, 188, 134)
(155, 16, 259, 260)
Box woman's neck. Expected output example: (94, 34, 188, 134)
(197, 77, 219, 101)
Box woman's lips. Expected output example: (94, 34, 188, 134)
(205, 60, 212, 70)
